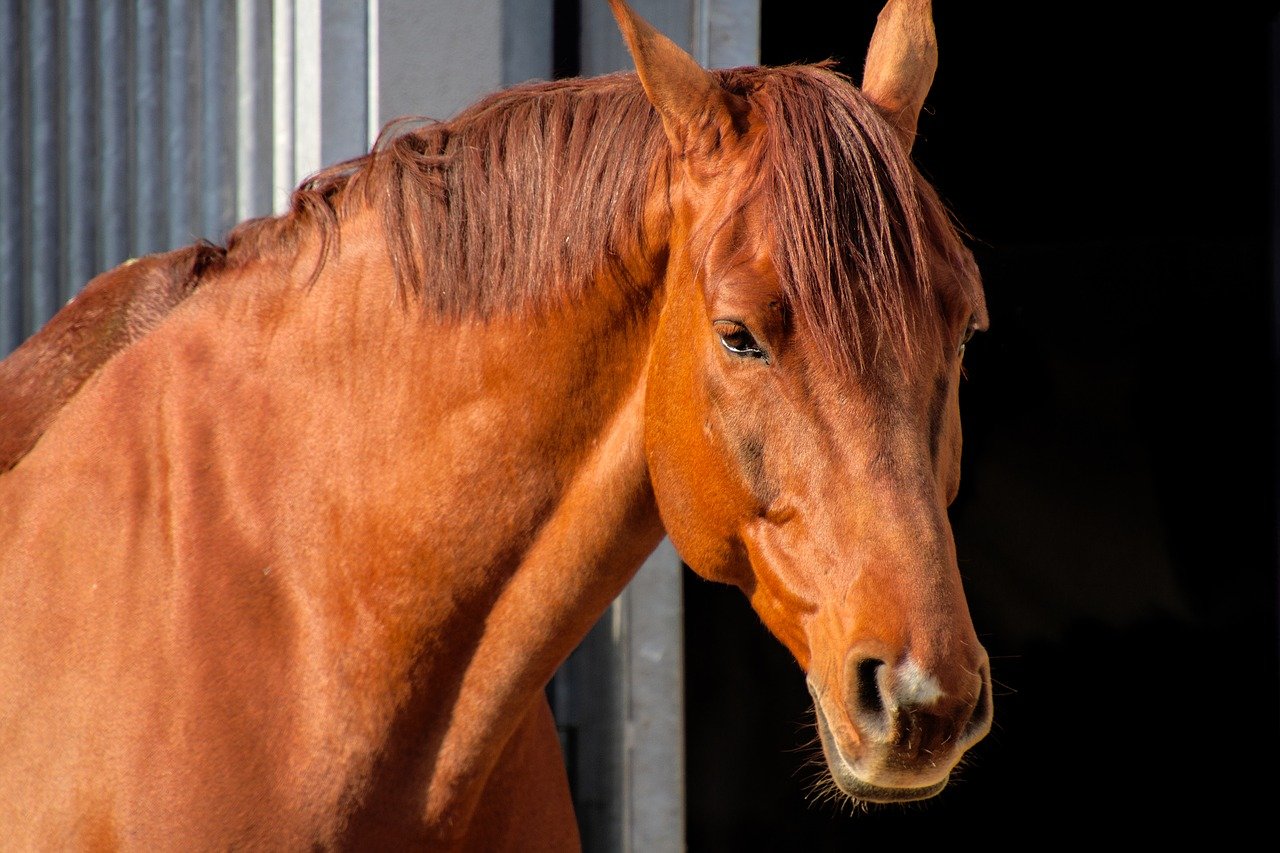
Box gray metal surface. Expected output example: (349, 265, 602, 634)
(0, 0, 372, 356)
(0, 1, 20, 352)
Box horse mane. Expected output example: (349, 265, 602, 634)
(220, 63, 978, 373)
(224, 72, 670, 317)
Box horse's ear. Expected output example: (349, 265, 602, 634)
(608, 0, 747, 158)
(861, 0, 937, 150)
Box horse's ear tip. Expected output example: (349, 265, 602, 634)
(607, 0, 638, 32)
(862, 0, 938, 151)
(609, 0, 660, 58)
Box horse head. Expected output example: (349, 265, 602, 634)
(611, 0, 992, 803)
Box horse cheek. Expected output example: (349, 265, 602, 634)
(938, 370, 965, 506)
(643, 323, 754, 589)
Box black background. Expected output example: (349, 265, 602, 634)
(683, 2, 1280, 846)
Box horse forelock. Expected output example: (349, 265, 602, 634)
(218, 62, 979, 352)
(733, 63, 981, 377)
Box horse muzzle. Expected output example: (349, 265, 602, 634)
(806, 649, 993, 803)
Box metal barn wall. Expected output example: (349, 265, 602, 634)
(0, 2, 758, 851)
(0, 0, 372, 357)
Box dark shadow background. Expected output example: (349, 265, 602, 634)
(684, 2, 1280, 846)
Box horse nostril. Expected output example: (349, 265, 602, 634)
(964, 660, 994, 743)
(854, 657, 887, 719)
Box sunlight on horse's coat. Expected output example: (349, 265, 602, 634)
(0, 1, 990, 848)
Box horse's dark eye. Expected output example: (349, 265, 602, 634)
(959, 317, 977, 357)
(714, 321, 766, 360)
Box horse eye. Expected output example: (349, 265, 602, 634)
(714, 321, 766, 360)
(959, 317, 977, 357)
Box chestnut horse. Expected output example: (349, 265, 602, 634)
(0, 0, 990, 848)
(0, 243, 222, 473)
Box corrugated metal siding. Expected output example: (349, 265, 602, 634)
(0, 0, 360, 357)
(1, 1, 25, 352)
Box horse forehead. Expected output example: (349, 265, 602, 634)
(696, 175, 778, 278)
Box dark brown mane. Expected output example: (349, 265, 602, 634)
(221, 63, 977, 371)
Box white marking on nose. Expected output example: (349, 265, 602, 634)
(896, 658, 944, 706)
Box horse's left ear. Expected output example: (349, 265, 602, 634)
(861, 0, 937, 150)
(608, 0, 748, 160)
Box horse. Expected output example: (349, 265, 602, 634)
(0, 242, 224, 473)
(0, 0, 991, 848)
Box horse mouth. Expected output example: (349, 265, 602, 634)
(811, 699, 950, 804)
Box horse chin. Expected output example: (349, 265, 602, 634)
(811, 698, 950, 804)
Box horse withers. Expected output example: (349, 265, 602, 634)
(0, 1, 990, 848)
(0, 242, 222, 472)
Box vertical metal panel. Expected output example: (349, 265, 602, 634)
(27, 1, 59, 333)
(0, 0, 24, 354)
(319, 1, 367, 166)
(272, 0, 295, 211)
(98, 0, 131, 276)
(63, 0, 95, 302)
(376, 0, 502, 129)
(557, 548, 687, 853)
(702, 0, 759, 68)
(622, 539, 685, 853)
(564, 604, 627, 853)
(166, 0, 197, 249)
(237, 0, 273, 222)
(133, 0, 163, 257)
(292, 0, 321, 184)
(200, 0, 235, 242)
(366, 0, 379, 147)
(3, 0, 323, 350)
(502, 0, 553, 87)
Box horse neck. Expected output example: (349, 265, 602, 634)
(188, 203, 670, 825)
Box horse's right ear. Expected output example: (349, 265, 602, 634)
(608, 0, 748, 160)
